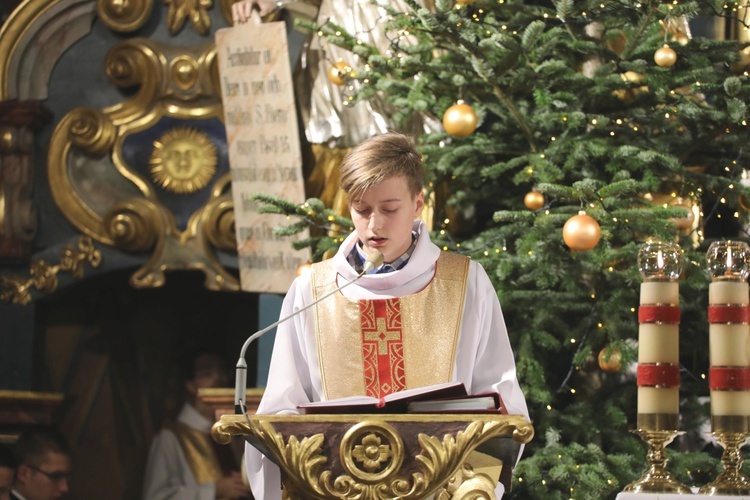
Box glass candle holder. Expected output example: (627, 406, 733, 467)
(707, 240, 750, 282)
(638, 240, 683, 282)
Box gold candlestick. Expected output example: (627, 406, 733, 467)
(700, 416, 750, 495)
(623, 428, 692, 494)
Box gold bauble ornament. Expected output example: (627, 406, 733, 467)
(654, 44, 677, 67)
(442, 102, 477, 137)
(741, 195, 750, 212)
(562, 212, 601, 251)
(598, 347, 622, 373)
(327, 61, 351, 86)
(524, 191, 545, 211)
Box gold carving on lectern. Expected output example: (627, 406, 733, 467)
(212, 414, 534, 499)
(438, 464, 497, 499)
(150, 127, 217, 194)
(342, 421, 403, 481)
(352, 434, 393, 473)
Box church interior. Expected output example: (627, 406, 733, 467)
(4, 0, 750, 498)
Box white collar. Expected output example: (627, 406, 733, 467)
(332, 220, 441, 292)
(176, 402, 213, 433)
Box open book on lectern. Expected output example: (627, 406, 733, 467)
(297, 381, 506, 415)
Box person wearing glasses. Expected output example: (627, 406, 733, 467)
(11, 426, 71, 500)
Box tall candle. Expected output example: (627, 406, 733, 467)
(706, 241, 750, 431)
(636, 241, 683, 430)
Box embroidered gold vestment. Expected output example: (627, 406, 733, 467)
(311, 251, 470, 400)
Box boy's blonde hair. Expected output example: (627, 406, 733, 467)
(339, 132, 423, 202)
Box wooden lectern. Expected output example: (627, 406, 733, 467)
(212, 413, 533, 499)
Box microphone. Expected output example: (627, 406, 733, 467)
(234, 250, 384, 412)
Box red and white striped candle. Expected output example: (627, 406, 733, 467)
(637, 241, 683, 430)
(706, 241, 750, 430)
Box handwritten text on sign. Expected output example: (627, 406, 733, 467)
(216, 21, 309, 293)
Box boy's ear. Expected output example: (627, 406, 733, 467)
(414, 191, 425, 217)
(185, 379, 197, 397)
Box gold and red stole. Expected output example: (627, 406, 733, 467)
(311, 251, 470, 400)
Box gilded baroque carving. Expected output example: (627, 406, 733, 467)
(211, 414, 535, 499)
(341, 422, 404, 483)
(47, 38, 239, 290)
(69, 107, 117, 157)
(104, 198, 162, 252)
(437, 463, 497, 499)
(165, 0, 212, 35)
(203, 176, 237, 251)
(0, 236, 102, 305)
(96, 0, 154, 33)
(149, 127, 217, 194)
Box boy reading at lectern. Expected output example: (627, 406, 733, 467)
(245, 132, 528, 499)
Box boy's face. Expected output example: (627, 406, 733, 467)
(350, 175, 424, 264)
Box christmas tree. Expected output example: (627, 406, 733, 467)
(253, 1, 750, 497)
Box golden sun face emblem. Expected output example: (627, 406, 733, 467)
(149, 127, 217, 194)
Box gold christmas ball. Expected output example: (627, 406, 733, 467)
(654, 44, 677, 67)
(327, 61, 351, 86)
(442, 102, 477, 138)
(524, 191, 545, 211)
(562, 213, 601, 251)
(598, 347, 622, 373)
(741, 195, 750, 212)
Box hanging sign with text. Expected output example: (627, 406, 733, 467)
(216, 20, 309, 293)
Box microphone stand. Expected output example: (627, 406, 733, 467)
(234, 251, 383, 414)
